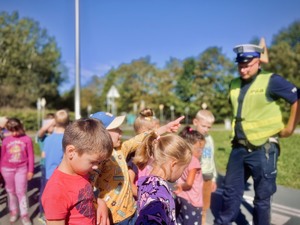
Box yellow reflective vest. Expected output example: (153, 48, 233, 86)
(230, 71, 284, 146)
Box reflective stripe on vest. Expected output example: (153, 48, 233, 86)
(230, 71, 284, 146)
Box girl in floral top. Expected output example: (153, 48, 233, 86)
(134, 132, 192, 225)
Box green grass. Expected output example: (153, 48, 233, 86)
(211, 130, 300, 189)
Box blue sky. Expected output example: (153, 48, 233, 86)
(1, 0, 300, 92)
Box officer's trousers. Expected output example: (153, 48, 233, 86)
(214, 143, 279, 225)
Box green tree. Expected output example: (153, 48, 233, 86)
(198, 47, 235, 121)
(264, 20, 300, 87)
(0, 11, 65, 108)
(263, 20, 300, 121)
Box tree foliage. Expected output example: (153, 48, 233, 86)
(2, 12, 299, 125)
(0, 11, 65, 108)
(264, 20, 300, 87)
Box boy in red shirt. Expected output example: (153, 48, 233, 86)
(42, 118, 113, 225)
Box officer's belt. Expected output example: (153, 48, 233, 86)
(233, 137, 278, 152)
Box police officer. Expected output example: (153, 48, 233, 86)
(214, 43, 300, 225)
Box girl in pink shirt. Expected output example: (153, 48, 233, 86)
(174, 126, 206, 225)
(0, 118, 34, 225)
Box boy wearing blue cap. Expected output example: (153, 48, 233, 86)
(214, 43, 300, 225)
(90, 112, 184, 225)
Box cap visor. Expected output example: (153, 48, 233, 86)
(106, 115, 126, 130)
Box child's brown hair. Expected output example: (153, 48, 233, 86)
(5, 118, 25, 136)
(62, 118, 113, 158)
(179, 126, 205, 145)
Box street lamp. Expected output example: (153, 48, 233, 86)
(36, 97, 46, 129)
(159, 104, 164, 122)
(74, 0, 81, 119)
(170, 105, 175, 121)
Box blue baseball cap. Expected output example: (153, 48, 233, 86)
(233, 44, 263, 63)
(90, 112, 125, 130)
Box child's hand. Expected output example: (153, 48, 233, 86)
(173, 184, 183, 195)
(27, 172, 34, 181)
(157, 116, 185, 135)
(211, 181, 217, 192)
(96, 198, 110, 225)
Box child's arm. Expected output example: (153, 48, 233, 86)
(96, 198, 110, 225)
(26, 136, 35, 180)
(37, 119, 55, 138)
(156, 116, 185, 135)
(128, 168, 138, 197)
(121, 116, 185, 157)
(45, 220, 65, 225)
(210, 136, 218, 192)
(174, 168, 198, 194)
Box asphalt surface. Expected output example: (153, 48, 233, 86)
(205, 175, 300, 225)
(1, 157, 300, 225)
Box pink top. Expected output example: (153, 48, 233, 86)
(176, 156, 203, 207)
(136, 158, 154, 185)
(1, 135, 34, 173)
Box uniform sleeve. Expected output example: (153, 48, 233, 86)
(268, 74, 300, 104)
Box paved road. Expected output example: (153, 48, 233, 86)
(1, 159, 300, 225)
(206, 175, 300, 225)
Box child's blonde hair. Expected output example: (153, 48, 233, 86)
(133, 132, 192, 172)
(55, 109, 70, 128)
(195, 109, 215, 124)
(62, 118, 113, 158)
(133, 108, 158, 134)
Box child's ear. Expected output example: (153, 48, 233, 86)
(65, 145, 76, 159)
(170, 159, 178, 168)
(193, 118, 198, 126)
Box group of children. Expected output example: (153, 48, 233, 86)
(0, 108, 217, 225)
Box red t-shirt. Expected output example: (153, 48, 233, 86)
(42, 169, 96, 225)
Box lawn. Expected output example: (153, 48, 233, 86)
(211, 129, 300, 189)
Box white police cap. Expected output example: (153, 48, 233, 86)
(233, 44, 264, 63)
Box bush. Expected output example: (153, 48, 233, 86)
(0, 107, 75, 132)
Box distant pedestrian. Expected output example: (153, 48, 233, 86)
(0, 118, 34, 225)
(174, 126, 206, 225)
(42, 118, 113, 225)
(134, 132, 192, 225)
